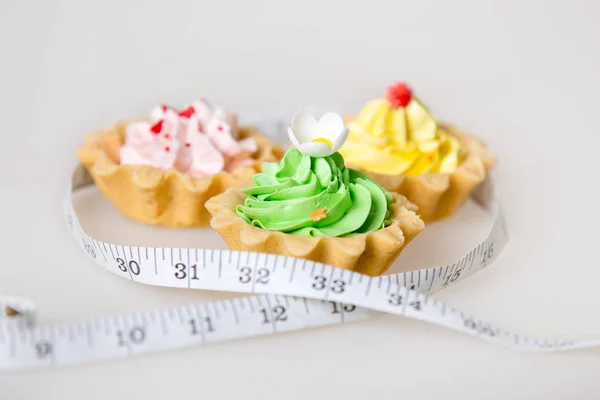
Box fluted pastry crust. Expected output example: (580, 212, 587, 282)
(206, 188, 424, 276)
(346, 124, 496, 222)
(77, 120, 284, 227)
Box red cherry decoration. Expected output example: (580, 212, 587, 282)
(385, 82, 412, 108)
(150, 119, 163, 134)
(178, 106, 195, 118)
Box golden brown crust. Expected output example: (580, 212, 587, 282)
(345, 123, 496, 222)
(205, 189, 424, 276)
(76, 120, 284, 228)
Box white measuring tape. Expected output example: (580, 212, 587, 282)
(1, 117, 598, 372)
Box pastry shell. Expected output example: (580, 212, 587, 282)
(346, 124, 496, 222)
(205, 188, 424, 276)
(77, 120, 284, 228)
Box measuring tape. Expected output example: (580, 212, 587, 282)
(1, 117, 599, 372)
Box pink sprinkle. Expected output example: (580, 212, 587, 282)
(164, 133, 171, 140)
(185, 143, 191, 147)
(164, 146, 171, 152)
(217, 125, 223, 131)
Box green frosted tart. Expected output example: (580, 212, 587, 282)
(206, 110, 424, 276)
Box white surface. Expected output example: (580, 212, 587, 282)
(0, 0, 599, 398)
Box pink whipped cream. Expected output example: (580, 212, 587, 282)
(121, 99, 257, 178)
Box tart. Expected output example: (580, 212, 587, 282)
(339, 83, 497, 222)
(77, 99, 283, 227)
(206, 111, 424, 276)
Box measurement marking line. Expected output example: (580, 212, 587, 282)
(363, 275, 374, 297)
(218, 254, 222, 278)
(322, 265, 335, 300)
(94, 240, 107, 262)
(428, 269, 436, 292)
(264, 296, 276, 333)
(187, 248, 191, 289)
(289, 259, 297, 283)
(153, 248, 158, 275)
(120, 246, 134, 281)
(230, 301, 240, 324)
(108, 245, 116, 260)
(191, 306, 206, 344)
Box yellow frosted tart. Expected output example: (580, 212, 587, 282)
(340, 83, 496, 222)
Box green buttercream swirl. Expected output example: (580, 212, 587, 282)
(236, 148, 393, 237)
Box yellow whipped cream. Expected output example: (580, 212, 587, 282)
(339, 83, 463, 176)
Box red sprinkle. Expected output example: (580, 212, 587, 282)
(178, 106, 195, 118)
(185, 142, 191, 147)
(385, 82, 412, 108)
(164, 146, 171, 152)
(161, 104, 169, 112)
(217, 125, 223, 132)
(163, 133, 171, 140)
(150, 119, 163, 134)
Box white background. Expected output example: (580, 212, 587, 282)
(1, 0, 599, 398)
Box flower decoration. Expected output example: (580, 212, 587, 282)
(287, 110, 348, 157)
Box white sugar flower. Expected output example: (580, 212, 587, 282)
(288, 110, 349, 157)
